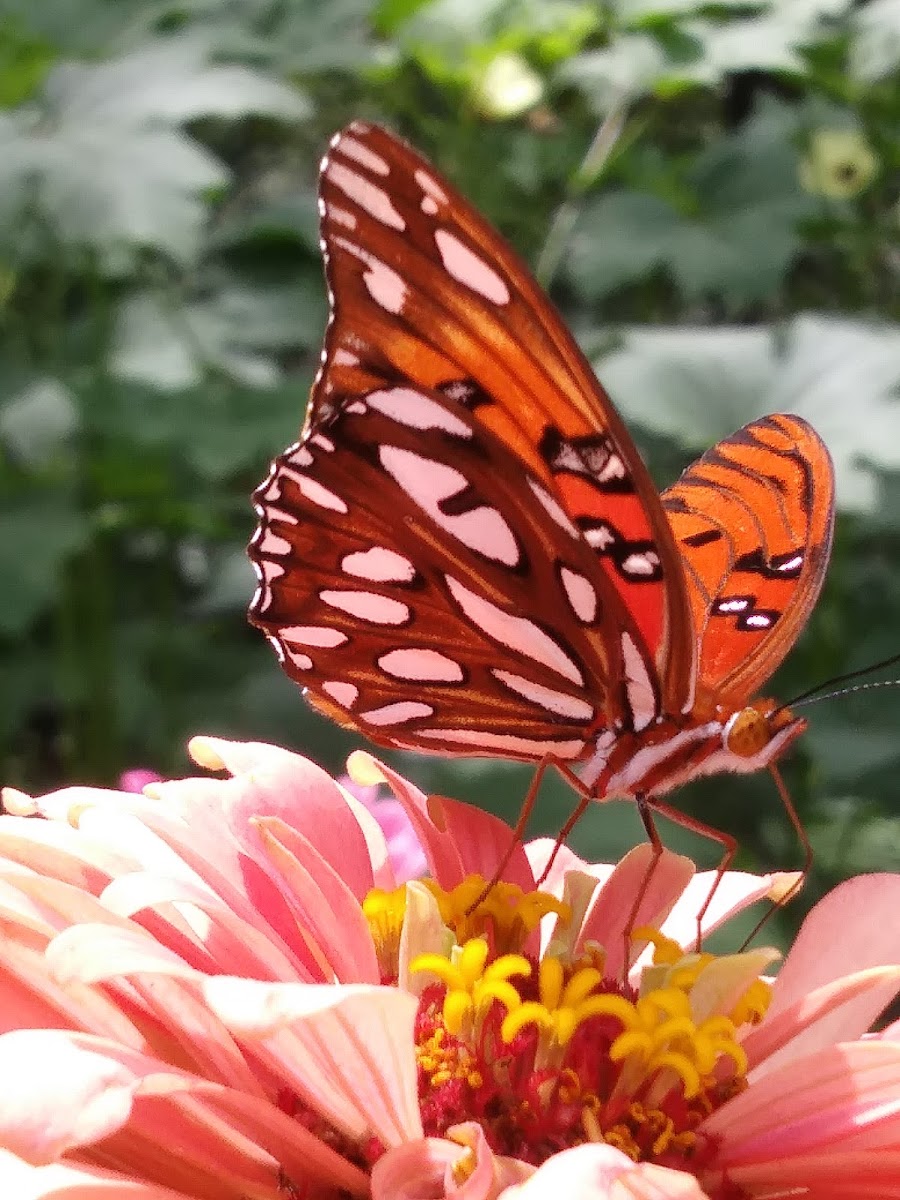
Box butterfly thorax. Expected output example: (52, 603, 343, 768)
(581, 698, 806, 801)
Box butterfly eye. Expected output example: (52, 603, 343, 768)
(723, 707, 773, 758)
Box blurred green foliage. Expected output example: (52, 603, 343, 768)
(1, 0, 899, 943)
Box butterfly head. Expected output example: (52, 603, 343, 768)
(723, 699, 806, 763)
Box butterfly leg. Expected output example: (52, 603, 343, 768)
(639, 799, 738, 952)
(737, 762, 811, 949)
(467, 757, 593, 913)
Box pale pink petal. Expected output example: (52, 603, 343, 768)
(350, 754, 534, 890)
(0, 1147, 187, 1199)
(253, 816, 379, 982)
(659, 870, 777, 946)
(339, 785, 397, 891)
(702, 1039, 900, 1190)
(48, 923, 421, 1150)
(744, 966, 900, 1072)
(0, 1029, 367, 1196)
(341, 774, 427, 884)
(100, 871, 311, 982)
(189, 736, 376, 899)
(768, 875, 900, 1021)
(525, 838, 614, 897)
(201, 977, 423, 1147)
(372, 1124, 531, 1200)
(118, 769, 163, 793)
(578, 845, 694, 979)
(501, 1143, 709, 1198)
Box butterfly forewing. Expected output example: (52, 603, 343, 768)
(251, 383, 660, 759)
(312, 122, 694, 710)
(663, 414, 834, 706)
(249, 123, 836, 797)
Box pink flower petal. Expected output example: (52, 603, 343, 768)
(201, 977, 422, 1147)
(0, 1029, 368, 1195)
(763, 873, 900, 1060)
(500, 1143, 710, 1199)
(349, 754, 535, 891)
(525, 839, 613, 897)
(768, 875, 900, 1021)
(660, 869, 777, 946)
(372, 1124, 531, 1200)
(743, 966, 900, 1072)
(702, 1039, 900, 1188)
(579, 845, 695, 979)
(118, 769, 163, 794)
(253, 816, 379, 982)
(0, 1147, 188, 1199)
(186, 736, 377, 900)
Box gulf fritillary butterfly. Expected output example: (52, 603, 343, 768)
(248, 122, 834, 864)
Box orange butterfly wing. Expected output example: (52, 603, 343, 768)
(252, 384, 651, 760)
(662, 414, 834, 708)
(310, 122, 694, 712)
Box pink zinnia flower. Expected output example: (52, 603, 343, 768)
(0, 737, 898, 1199)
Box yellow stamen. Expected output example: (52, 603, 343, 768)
(363, 886, 406, 977)
(425, 876, 570, 955)
(411, 938, 530, 1035)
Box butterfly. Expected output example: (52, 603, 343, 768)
(248, 121, 834, 861)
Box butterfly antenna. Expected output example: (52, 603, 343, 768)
(780, 649, 900, 711)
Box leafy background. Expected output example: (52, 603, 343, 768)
(2, 0, 899, 946)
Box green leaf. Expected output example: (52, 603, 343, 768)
(0, 494, 90, 634)
(110, 277, 325, 389)
(850, 0, 900, 81)
(556, 36, 668, 110)
(565, 189, 685, 297)
(593, 315, 900, 513)
(0, 37, 309, 269)
(0, 377, 78, 467)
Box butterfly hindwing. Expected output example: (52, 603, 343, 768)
(312, 122, 695, 711)
(251, 382, 666, 759)
(662, 413, 834, 706)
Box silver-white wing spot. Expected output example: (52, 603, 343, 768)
(288, 445, 314, 467)
(341, 547, 417, 583)
(361, 701, 435, 726)
(527, 477, 580, 538)
(378, 648, 465, 683)
(560, 567, 598, 624)
(366, 386, 472, 437)
(291, 474, 348, 515)
(583, 525, 615, 551)
(434, 228, 510, 305)
(326, 204, 357, 231)
(333, 237, 407, 314)
(282, 626, 349, 648)
(621, 631, 658, 733)
(380, 446, 520, 568)
(255, 528, 291, 556)
(334, 348, 359, 366)
(621, 550, 661, 578)
(284, 647, 313, 672)
(421, 195, 438, 215)
(417, 728, 585, 760)
(745, 613, 774, 629)
(415, 168, 448, 204)
(445, 575, 584, 686)
(320, 590, 411, 625)
(338, 135, 390, 176)
(321, 681, 359, 709)
(492, 670, 594, 722)
(327, 162, 405, 231)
